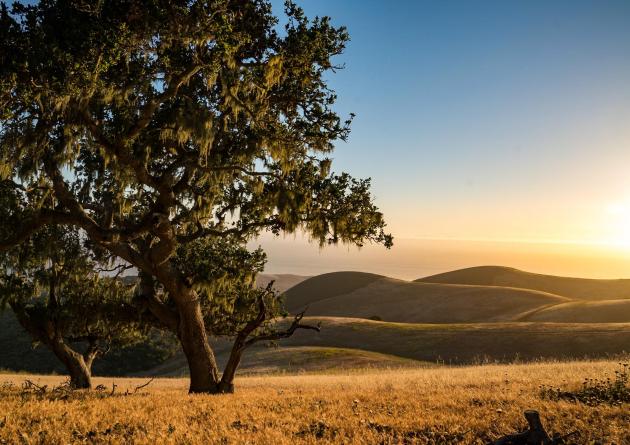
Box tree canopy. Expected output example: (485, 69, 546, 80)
(0, 224, 146, 388)
(0, 0, 392, 393)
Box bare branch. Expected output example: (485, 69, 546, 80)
(132, 378, 155, 394)
(203, 164, 281, 179)
(95, 263, 134, 277)
(243, 310, 321, 348)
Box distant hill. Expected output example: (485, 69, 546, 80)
(284, 272, 569, 323)
(283, 271, 388, 311)
(123, 273, 309, 294)
(256, 274, 310, 293)
(417, 266, 630, 300)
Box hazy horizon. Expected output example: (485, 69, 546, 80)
(254, 235, 630, 280)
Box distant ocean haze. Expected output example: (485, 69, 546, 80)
(252, 235, 630, 280)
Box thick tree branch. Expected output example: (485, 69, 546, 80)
(0, 209, 79, 251)
(44, 159, 111, 241)
(134, 271, 179, 331)
(41, 159, 154, 273)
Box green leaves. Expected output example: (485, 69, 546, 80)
(174, 237, 266, 292)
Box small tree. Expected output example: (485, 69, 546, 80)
(0, 226, 145, 389)
(0, 0, 392, 393)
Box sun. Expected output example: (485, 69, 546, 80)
(605, 202, 630, 249)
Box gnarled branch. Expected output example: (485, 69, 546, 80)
(216, 282, 320, 393)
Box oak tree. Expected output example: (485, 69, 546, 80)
(0, 0, 392, 393)
(0, 225, 144, 389)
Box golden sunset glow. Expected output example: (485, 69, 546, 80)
(605, 201, 630, 249)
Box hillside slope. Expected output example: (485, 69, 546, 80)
(275, 317, 630, 363)
(149, 345, 428, 377)
(417, 266, 630, 300)
(524, 299, 630, 323)
(148, 317, 630, 376)
(285, 273, 569, 323)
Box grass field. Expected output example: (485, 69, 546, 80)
(1, 360, 629, 444)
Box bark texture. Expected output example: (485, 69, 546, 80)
(10, 302, 97, 389)
(174, 293, 220, 393)
(50, 340, 94, 389)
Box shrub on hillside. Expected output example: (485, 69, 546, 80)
(540, 363, 630, 406)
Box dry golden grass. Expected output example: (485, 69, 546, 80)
(1, 360, 629, 444)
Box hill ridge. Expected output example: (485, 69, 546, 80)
(417, 265, 630, 300)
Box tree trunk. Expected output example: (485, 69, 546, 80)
(50, 340, 93, 389)
(217, 347, 243, 394)
(175, 293, 221, 393)
(9, 302, 93, 389)
(217, 333, 249, 394)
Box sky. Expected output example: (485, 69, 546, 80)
(257, 0, 630, 278)
(17, 0, 630, 278)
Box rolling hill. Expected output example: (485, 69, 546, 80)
(149, 344, 428, 377)
(284, 272, 569, 323)
(7, 266, 630, 377)
(283, 271, 386, 310)
(268, 317, 630, 364)
(417, 266, 630, 300)
(123, 273, 310, 293)
(523, 299, 630, 323)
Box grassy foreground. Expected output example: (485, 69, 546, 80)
(1, 361, 629, 444)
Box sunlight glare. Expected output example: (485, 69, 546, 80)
(605, 202, 630, 249)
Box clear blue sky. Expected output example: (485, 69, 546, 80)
(272, 1, 630, 245)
